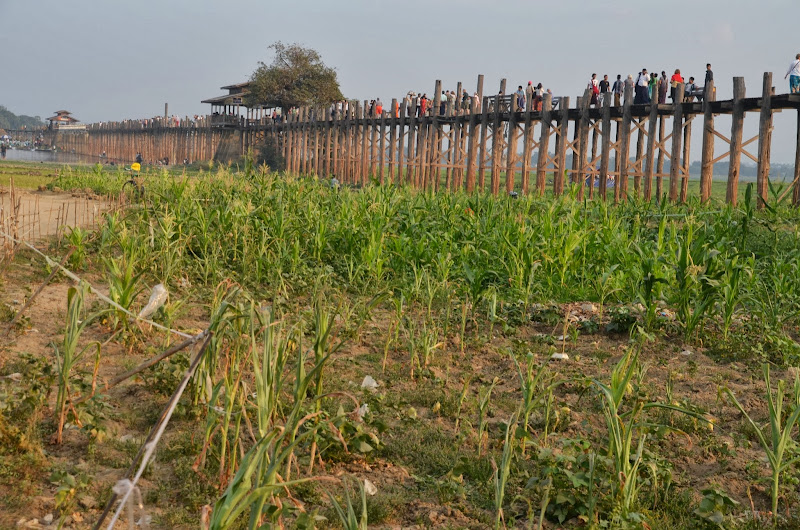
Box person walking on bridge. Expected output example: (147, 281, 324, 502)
(658, 71, 668, 104)
(785, 54, 800, 93)
(612, 75, 624, 106)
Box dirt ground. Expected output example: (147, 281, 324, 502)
(0, 256, 790, 529)
(0, 188, 110, 246)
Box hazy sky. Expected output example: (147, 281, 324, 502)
(1, 0, 798, 162)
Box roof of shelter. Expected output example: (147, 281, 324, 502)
(221, 82, 251, 91)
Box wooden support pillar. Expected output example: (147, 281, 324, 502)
(491, 79, 507, 195)
(680, 117, 693, 203)
(397, 100, 407, 184)
(599, 92, 612, 200)
(407, 97, 418, 186)
(577, 92, 591, 200)
(644, 100, 659, 200)
(535, 93, 552, 195)
(668, 84, 685, 202)
(369, 105, 378, 179)
(466, 75, 484, 193)
(554, 96, 570, 196)
(478, 96, 490, 191)
(432, 80, 443, 190)
(756, 72, 773, 208)
(388, 99, 398, 184)
(726, 77, 746, 204)
(794, 109, 800, 206)
(505, 91, 519, 194)
(634, 119, 645, 197)
(656, 116, 666, 199)
(618, 81, 634, 202)
(700, 80, 715, 202)
(378, 104, 387, 184)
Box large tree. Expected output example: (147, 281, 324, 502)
(248, 42, 344, 110)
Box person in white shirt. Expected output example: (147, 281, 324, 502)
(785, 53, 800, 93)
(587, 73, 599, 106)
(634, 69, 650, 104)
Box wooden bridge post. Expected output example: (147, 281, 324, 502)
(478, 96, 490, 191)
(656, 116, 666, 199)
(505, 87, 519, 194)
(577, 92, 591, 200)
(634, 117, 645, 197)
(726, 77, 746, 204)
(681, 116, 693, 202)
(618, 81, 634, 202)
(535, 93, 553, 195)
(794, 108, 800, 206)
(700, 80, 715, 202)
(361, 101, 370, 185)
(668, 84, 685, 202)
(554, 96, 570, 196)
(378, 104, 387, 184)
(369, 103, 378, 180)
(396, 100, 407, 184)
(456, 110, 469, 190)
(756, 72, 773, 208)
(331, 107, 340, 179)
(417, 102, 429, 189)
(644, 99, 659, 200)
(599, 92, 612, 200)
(432, 80, 443, 190)
(407, 97, 418, 186)
(388, 99, 398, 184)
(284, 112, 293, 173)
(466, 75, 484, 193)
(491, 79, 507, 195)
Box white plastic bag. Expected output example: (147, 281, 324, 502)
(138, 284, 168, 319)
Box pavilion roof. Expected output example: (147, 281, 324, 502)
(46, 115, 79, 122)
(221, 81, 251, 91)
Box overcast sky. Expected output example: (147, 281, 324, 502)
(1, 0, 798, 162)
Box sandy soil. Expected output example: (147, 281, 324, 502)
(0, 189, 111, 245)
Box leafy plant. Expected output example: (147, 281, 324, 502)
(725, 364, 800, 516)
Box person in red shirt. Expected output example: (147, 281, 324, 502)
(419, 94, 428, 116)
(375, 99, 383, 116)
(670, 69, 684, 102)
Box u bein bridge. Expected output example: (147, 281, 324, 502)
(25, 72, 800, 205)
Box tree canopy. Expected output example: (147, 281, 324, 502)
(248, 42, 344, 110)
(0, 106, 44, 130)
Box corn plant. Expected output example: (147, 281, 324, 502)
(492, 414, 518, 529)
(592, 348, 709, 516)
(477, 377, 498, 456)
(327, 479, 368, 530)
(725, 364, 800, 517)
(103, 252, 143, 332)
(51, 283, 106, 444)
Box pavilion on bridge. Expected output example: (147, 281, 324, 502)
(201, 82, 279, 127)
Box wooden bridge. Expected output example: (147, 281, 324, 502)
(32, 72, 800, 205)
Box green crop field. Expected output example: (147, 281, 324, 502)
(2, 159, 800, 529)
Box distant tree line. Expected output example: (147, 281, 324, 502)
(0, 106, 44, 131)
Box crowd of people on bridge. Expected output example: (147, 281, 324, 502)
(585, 64, 714, 107)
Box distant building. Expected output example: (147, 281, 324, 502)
(46, 110, 85, 131)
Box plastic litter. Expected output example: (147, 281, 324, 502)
(360, 375, 379, 391)
(138, 284, 168, 319)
